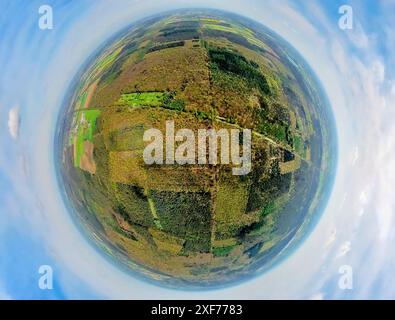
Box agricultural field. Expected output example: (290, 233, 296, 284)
(69, 109, 101, 173)
(118, 92, 167, 107)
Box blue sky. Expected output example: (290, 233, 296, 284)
(1, 0, 395, 299)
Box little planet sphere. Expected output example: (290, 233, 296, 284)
(56, 9, 337, 289)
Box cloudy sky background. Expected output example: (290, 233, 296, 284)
(1, 0, 395, 299)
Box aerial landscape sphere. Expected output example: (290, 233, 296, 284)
(56, 9, 337, 288)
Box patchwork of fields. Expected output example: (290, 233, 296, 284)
(59, 10, 330, 286)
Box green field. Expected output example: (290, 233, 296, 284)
(202, 21, 269, 50)
(74, 109, 101, 167)
(118, 92, 166, 107)
(259, 121, 288, 143)
(118, 91, 186, 112)
(212, 244, 237, 257)
(95, 47, 123, 72)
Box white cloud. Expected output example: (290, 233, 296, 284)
(336, 241, 351, 259)
(372, 60, 386, 83)
(0, 283, 11, 300)
(309, 292, 325, 300)
(0, 293, 11, 300)
(350, 147, 359, 166)
(347, 22, 370, 49)
(359, 189, 370, 205)
(7, 107, 19, 139)
(324, 229, 337, 248)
